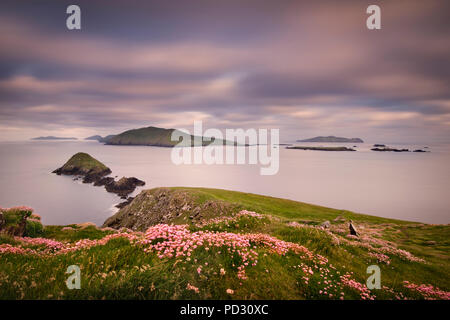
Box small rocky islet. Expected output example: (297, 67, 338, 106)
(371, 144, 429, 152)
(286, 146, 356, 151)
(52, 152, 145, 204)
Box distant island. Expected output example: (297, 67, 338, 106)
(371, 147, 409, 152)
(101, 126, 235, 147)
(287, 146, 356, 152)
(297, 136, 364, 143)
(371, 146, 429, 153)
(31, 136, 78, 140)
(85, 135, 116, 143)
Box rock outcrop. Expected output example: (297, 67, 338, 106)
(53, 152, 145, 198)
(287, 146, 356, 151)
(104, 177, 145, 197)
(103, 188, 239, 231)
(371, 147, 410, 152)
(349, 220, 359, 236)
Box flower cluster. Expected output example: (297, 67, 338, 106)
(403, 281, 450, 300)
(195, 210, 265, 228)
(0, 232, 140, 256)
(16, 237, 64, 251)
(368, 252, 391, 265)
(340, 273, 375, 300)
(138, 223, 323, 280)
(186, 283, 200, 293)
(296, 222, 427, 264)
(139, 224, 258, 279)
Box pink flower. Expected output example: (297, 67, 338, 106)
(186, 283, 199, 293)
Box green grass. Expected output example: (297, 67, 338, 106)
(0, 187, 448, 300)
(42, 225, 114, 242)
(59, 152, 109, 172)
(1, 206, 43, 237)
(170, 187, 412, 224)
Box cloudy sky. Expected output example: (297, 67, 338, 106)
(0, 0, 449, 143)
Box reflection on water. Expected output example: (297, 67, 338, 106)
(0, 140, 449, 225)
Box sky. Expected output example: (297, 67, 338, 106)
(0, 0, 449, 143)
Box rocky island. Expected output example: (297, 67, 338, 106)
(53, 152, 112, 183)
(52, 152, 145, 199)
(286, 146, 356, 151)
(371, 146, 429, 153)
(371, 147, 410, 152)
(296, 136, 364, 143)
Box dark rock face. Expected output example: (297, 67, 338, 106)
(93, 177, 115, 187)
(349, 221, 359, 236)
(115, 197, 135, 209)
(103, 188, 239, 231)
(371, 147, 409, 152)
(104, 177, 145, 197)
(64, 173, 144, 197)
(0, 212, 4, 229)
(53, 166, 112, 184)
(287, 146, 356, 151)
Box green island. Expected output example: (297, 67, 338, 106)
(52, 152, 112, 183)
(1, 187, 449, 300)
(52, 153, 145, 198)
(105, 126, 233, 147)
(296, 136, 364, 143)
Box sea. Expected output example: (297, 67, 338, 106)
(0, 140, 449, 225)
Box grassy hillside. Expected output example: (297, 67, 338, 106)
(0, 187, 449, 300)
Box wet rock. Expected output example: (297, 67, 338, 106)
(115, 197, 135, 209)
(53, 153, 146, 198)
(104, 177, 145, 197)
(93, 177, 114, 187)
(371, 147, 409, 152)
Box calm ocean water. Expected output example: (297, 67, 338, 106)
(0, 140, 449, 225)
